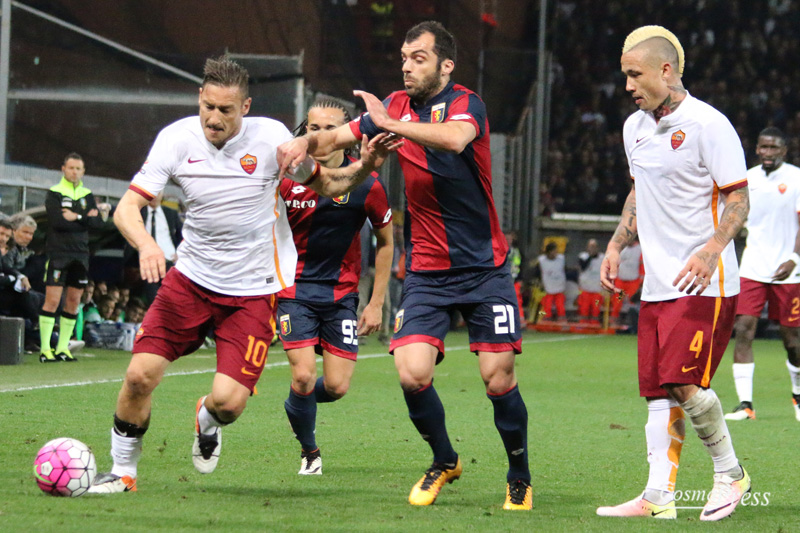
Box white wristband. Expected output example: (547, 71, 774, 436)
(790, 253, 800, 265)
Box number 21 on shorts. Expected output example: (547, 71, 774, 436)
(493, 304, 516, 335)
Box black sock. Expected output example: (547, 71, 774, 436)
(314, 377, 338, 404)
(403, 381, 457, 465)
(487, 385, 530, 483)
(284, 386, 317, 452)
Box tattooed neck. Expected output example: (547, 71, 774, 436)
(653, 86, 687, 121)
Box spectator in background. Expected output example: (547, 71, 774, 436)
(123, 191, 182, 305)
(536, 242, 567, 321)
(577, 238, 604, 323)
(2, 215, 46, 349)
(38, 152, 110, 362)
(504, 230, 525, 324)
(610, 238, 643, 323)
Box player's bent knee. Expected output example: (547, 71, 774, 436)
(325, 381, 349, 399)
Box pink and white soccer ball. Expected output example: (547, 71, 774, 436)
(33, 438, 97, 497)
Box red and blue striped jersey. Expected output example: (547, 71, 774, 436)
(350, 82, 508, 273)
(278, 157, 392, 302)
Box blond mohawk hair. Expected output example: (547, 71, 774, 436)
(622, 25, 685, 75)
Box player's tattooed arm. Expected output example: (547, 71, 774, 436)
(609, 183, 638, 250)
(309, 134, 403, 197)
(601, 182, 636, 292)
(711, 186, 749, 250)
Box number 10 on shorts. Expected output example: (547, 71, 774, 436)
(493, 304, 516, 334)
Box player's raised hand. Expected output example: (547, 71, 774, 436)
(600, 249, 622, 293)
(354, 90, 391, 129)
(360, 133, 404, 170)
(357, 301, 382, 336)
(673, 249, 717, 295)
(277, 136, 310, 180)
(138, 242, 167, 283)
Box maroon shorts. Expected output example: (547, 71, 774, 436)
(637, 295, 737, 398)
(737, 277, 800, 327)
(133, 268, 277, 391)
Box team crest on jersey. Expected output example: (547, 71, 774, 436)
(240, 154, 257, 175)
(332, 193, 350, 205)
(670, 129, 685, 150)
(779, 183, 788, 194)
(394, 309, 404, 333)
(280, 314, 292, 336)
(53, 269, 61, 282)
(79, 198, 87, 210)
(136, 326, 144, 338)
(431, 103, 446, 124)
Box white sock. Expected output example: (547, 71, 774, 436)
(109, 427, 143, 478)
(732, 363, 755, 403)
(643, 398, 684, 503)
(197, 403, 223, 436)
(681, 388, 739, 474)
(787, 360, 800, 395)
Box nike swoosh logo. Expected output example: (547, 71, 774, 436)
(188, 158, 206, 164)
(789, 316, 800, 322)
(241, 367, 257, 376)
(703, 502, 732, 516)
(636, 137, 646, 143)
(681, 365, 697, 373)
(651, 509, 670, 516)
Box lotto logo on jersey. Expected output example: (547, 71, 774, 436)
(431, 103, 446, 124)
(332, 193, 350, 205)
(291, 185, 307, 194)
(779, 183, 787, 194)
(240, 154, 258, 175)
(671, 129, 685, 150)
(382, 208, 392, 224)
(280, 314, 292, 336)
(394, 309, 404, 333)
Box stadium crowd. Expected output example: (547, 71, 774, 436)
(541, 0, 800, 215)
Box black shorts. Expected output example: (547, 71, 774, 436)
(45, 256, 89, 288)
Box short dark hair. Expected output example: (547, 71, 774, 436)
(545, 242, 558, 253)
(759, 127, 786, 145)
(63, 152, 83, 165)
(405, 21, 457, 65)
(202, 56, 249, 99)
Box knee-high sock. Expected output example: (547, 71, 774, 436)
(403, 381, 457, 465)
(681, 388, 739, 473)
(732, 363, 755, 403)
(314, 377, 338, 404)
(110, 415, 146, 478)
(644, 398, 684, 501)
(197, 402, 228, 435)
(55, 312, 77, 353)
(787, 360, 800, 395)
(285, 386, 317, 452)
(487, 384, 530, 483)
(39, 311, 56, 352)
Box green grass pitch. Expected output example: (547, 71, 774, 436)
(1, 331, 797, 532)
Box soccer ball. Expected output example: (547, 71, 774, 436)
(33, 438, 97, 497)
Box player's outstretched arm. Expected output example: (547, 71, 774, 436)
(305, 134, 403, 198)
(354, 89, 475, 153)
(114, 189, 167, 283)
(358, 222, 394, 336)
(674, 186, 749, 295)
(602, 184, 637, 292)
(277, 123, 360, 180)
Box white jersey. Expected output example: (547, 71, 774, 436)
(578, 252, 604, 293)
(538, 253, 566, 294)
(739, 162, 800, 284)
(618, 243, 642, 282)
(131, 116, 307, 296)
(623, 93, 747, 301)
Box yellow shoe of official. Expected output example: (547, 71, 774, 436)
(503, 479, 533, 510)
(408, 458, 462, 506)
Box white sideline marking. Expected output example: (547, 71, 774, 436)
(0, 335, 587, 393)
